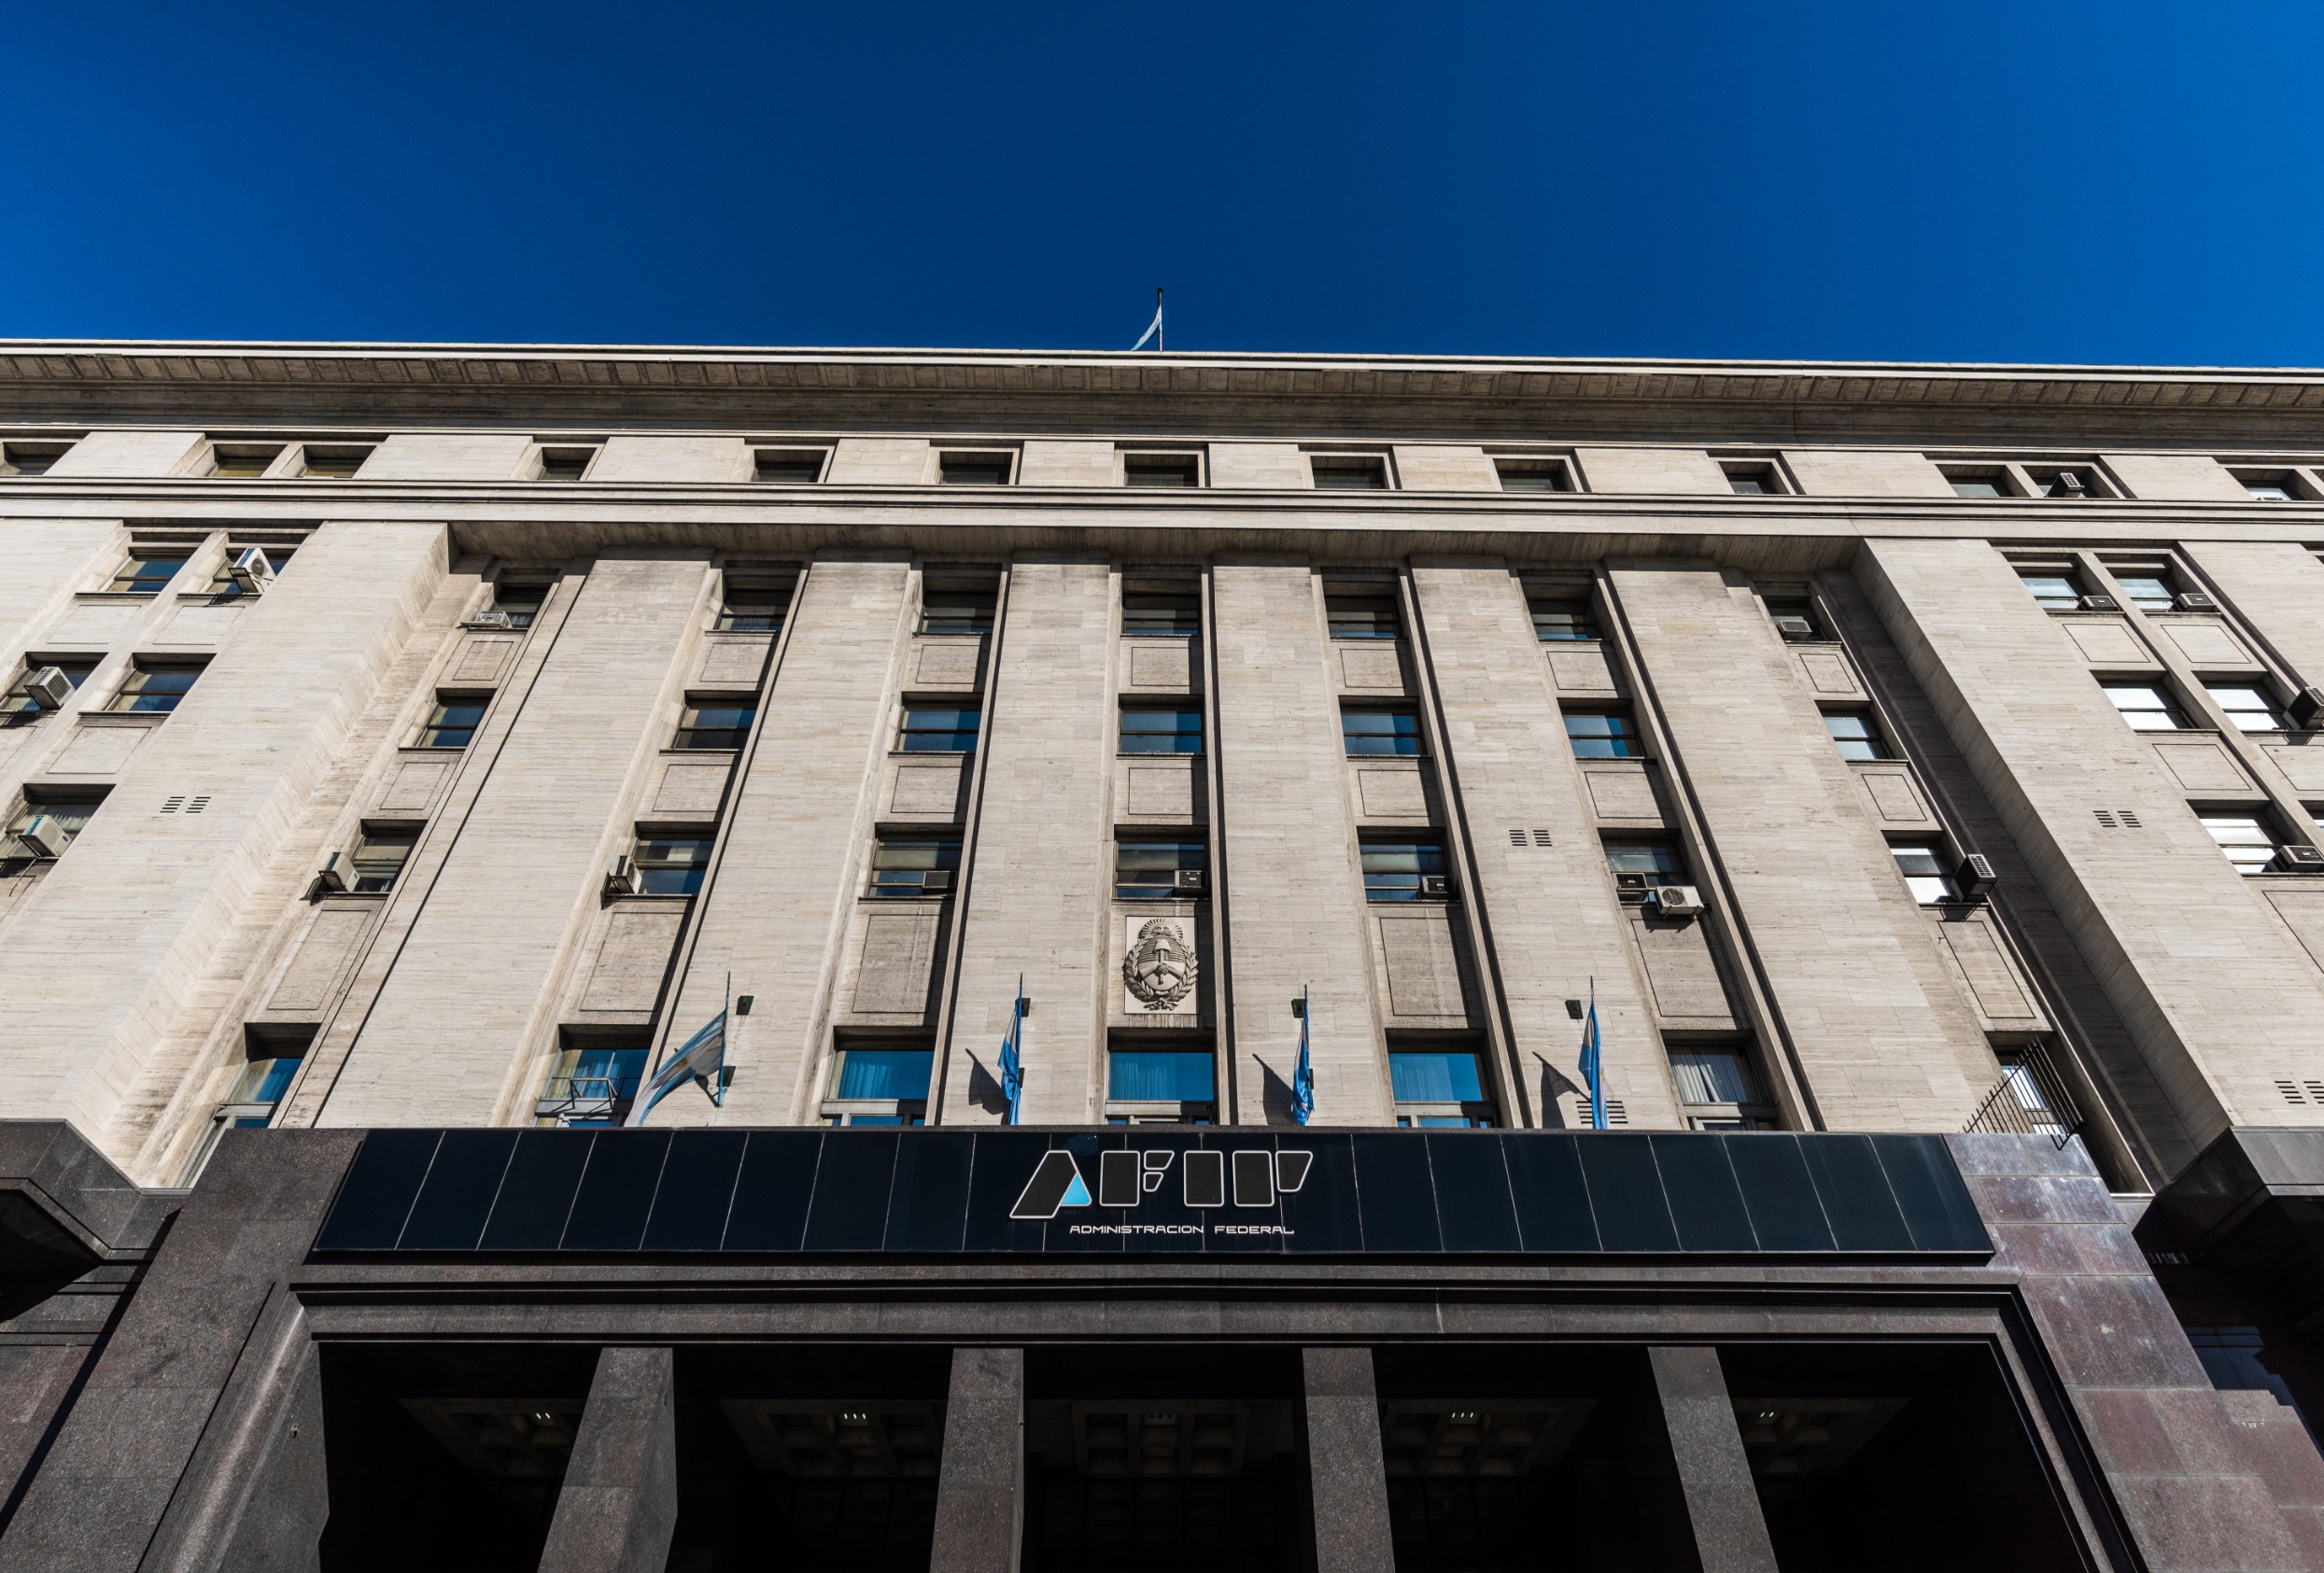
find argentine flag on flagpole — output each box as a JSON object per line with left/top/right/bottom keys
{"left": 627, "top": 995, "right": 729, "bottom": 1126}
{"left": 1291, "top": 985, "right": 1315, "bottom": 1127}
{"left": 998, "top": 975, "right": 1026, "bottom": 1126}
{"left": 1132, "top": 288, "right": 1163, "bottom": 352}
{"left": 1578, "top": 978, "right": 1607, "bottom": 1131}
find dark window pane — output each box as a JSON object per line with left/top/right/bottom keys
{"left": 1124, "top": 456, "right": 1199, "bottom": 488}
{"left": 835, "top": 1048, "right": 935, "bottom": 1102}
{"left": 921, "top": 590, "right": 997, "bottom": 633}
{"left": 871, "top": 839, "right": 962, "bottom": 897}
{"left": 1605, "top": 843, "right": 1683, "bottom": 879}
{"left": 1344, "top": 708, "right": 1423, "bottom": 755}
{"left": 1121, "top": 592, "right": 1201, "bottom": 633}
{"left": 493, "top": 583, "right": 548, "bottom": 627}
{"left": 1107, "top": 1050, "right": 1216, "bottom": 1102}
{"left": 419, "top": 699, "right": 486, "bottom": 749}
{"left": 109, "top": 555, "right": 186, "bottom": 594}
{"left": 634, "top": 836, "right": 714, "bottom": 894}
{"left": 716, "top": 580, "right": 792, "bottom": 632}
{"left": 1326, "top": 595, "right": 1399, "bottom": 639}
{"left": 350, "top": 831, "right": 417, "bottom": 892}
{"left": 1389, "top": 1052, "right": 1486, "bottom": 1103}
{"left": 938, "top": 456, "right": 1011, "bottom": 485}
{"left": 1498, "top": 462, "right": 1571, "bottom": 493}
{"left": 675, "top": 703, "right": 755, "bottom": 751}
{"left": 1312, "top": 459, "right": 1387, "bottom": 490}
{"left": 1530, "top": 597, "right": 1597, "bottom": 640}
{"left": 1564, "top": 712, "right": 1638, "bottom": 758}
{"left": 899, "top": 708, "right": 979, "bottom": 752}
{"left": 1115, "top": 841, "right": 1204, "bottom": 899}
{"left": 1362, "top": 840, "right": 1445, "bottom": 900}
{"left": 1120, "top": 709, "right": 1203, "bottom": 754}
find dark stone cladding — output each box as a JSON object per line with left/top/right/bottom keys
{"left": 311, "top": 1126, "right": 1992, "bottom": 1260}
{"left": 0, "top": 1126, "right": 2319, "bottom": 1573}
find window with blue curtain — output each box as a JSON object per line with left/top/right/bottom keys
{"left": 1107, "top": 1050, "right": 1216, "bottom": 1102}
{"left": 834, "top": 1048, "right": 935, "bottom": 1102}
{"left": 1388, "top": 1051, "right": 1486, "bottom": 1104}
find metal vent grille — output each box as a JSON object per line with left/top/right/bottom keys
{"left": 2092, "top": 808, "right": 2143, "bottom": 829}
{"left": 1506, "top": 828, "right": 1555, "bottom": 848}
{"left": 160, "top": 794, "right": 211, "bottom": 816}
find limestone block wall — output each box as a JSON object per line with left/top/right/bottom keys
{"left": 1860, "top": 538, "right": 2324, "bottom": 1154}
{"left": 1210, "top": 562, "right": 1388, "bottom": 1125}
{"left": 662, "top": 556, "right": 914, "bottom": 1123}
{"left": 1407, "top": 561, "right": 1673, "bottom": 1129}
{"left": 1609, "top": 560, "right": 1994, "bottom": 1131}
{"left": 939, "top": 560, "right": 1116, "bottom": 1123}
{"left": 0, "top": 522, "right": 447, "bottom": 1176}
{"left": 319, "top": 553, "right": 713, "bottom": 1127}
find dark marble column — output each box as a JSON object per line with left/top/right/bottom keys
{"left": 536, "top": 1346, "right": 679, "bottom": 1573}
{"left": 930, "top": 1346, "right": 1024, "bottom": 1573}
{"left": 1646, "top": 1345, "right": 1780, "bottom": 1573}
{"left": 1303, "top": 1346, "right": 1396, "bottom": 1573}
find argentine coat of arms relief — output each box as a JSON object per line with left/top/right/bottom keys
{"left": 1121, "top": 917, "right": 1199, "bottom": 1013}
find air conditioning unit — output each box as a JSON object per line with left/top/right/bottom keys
{"left": 2278, "top": 846, "right": 2324, "bottom": 874}
{"left": 15, "top": 815, "right": 66, "bottom": 859}
{"left": 227, "top": 546, "right": 274, "bottom": 593}
{"left": 1954, "top": 852, "right": 1996, "bottom": 897}
{"left": 1419, "top": 874, "right": 1452, "bottom": 899}
{"left": 311, "top": 850, "right": 348, "bottom": 896}
{"left": 22, "top": 666, "right": 74, "bottom": 710}
{"left": 2079, "top": 594, "right": 2120, "bottom": 612}
{"left": 1172, "top": 867, "right": 1206, "bottom": 894}
{"left": 605, "top": 855, "right": 640, "bottom": 895}
{"left": 2290, "top": 687, "right": 2324, "bottom": 730}
{"left": 2052, "top": 471, "right": 2090, "bottom": 498}
{"left": 2175, "top": 591, "right": 2218, "bottom": 611}
{"left": 470, "top": 609, "right": 514, "bottom": 629}
{"left": 1651, "top": 884, "right": 1705, "bottom": 916}
{"left": 920, "top": 868, "right": 954, "bottom": 892}
{"left": 1771, "top": 614, "right": 1816, "bottom": 641}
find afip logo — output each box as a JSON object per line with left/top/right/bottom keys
{"left": 1010, "top": 1147, "right": 1313, "bottom": 1220}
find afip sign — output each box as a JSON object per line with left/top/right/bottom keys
{"left": 1011, "top": 1146, "right": 1314, "bottom": 1220}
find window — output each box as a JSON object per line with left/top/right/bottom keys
{"left": 1606, "top": 840, "right": 1684, "bottom": 902}
{"left": 1116, "top": 840, "right": 1204, "bottom": 899}
{"left": 1824, "top": 711, "right": 1888, "bottom": 760}
{"left": 1669, "top": 1047, "right": 1775, "bottom": 1131}
{"left": 1390, "top": 1049, "right": 1495, "bottom": 1128}
{"left": 1943, "top": 469, "right": 2011, "bottom": 499}
{"left": 1311, "top": 455, "right": 1388, "bottom": 490}
{"left": 1345, "top": 705, "right": 1425, "bottom": 757}
{"left": 1121, "top": 586, "right": 1201, "bottom": 634}
{"left": 1721, "top": 461, "right": 1783, "bottom": 495}
{"left": 106, "top": 661, "right": 203, "bottom": 713}
{"left": 715, "top": 575, "right": 793, "bottom": 632}
{"left": 899, "top": 706, "right": 979, "bottom": 752}
{"left": 1564, "top": 709, "right": 1640, "bottom": 759}
{"left": 632, "top": 834, "right": 714, "bottom": 895}
{"left": 349, "top": 829, "right": 417, "bottom": 892}
{"left": 2204, "top": 815, "right": 2280, "bottom": 876}
{"left": 2209, "top": 684, "right": 2284, "bottom": 733}
{"left": 539, "top": 1044, "right": 646, "bottom": 1125}
{"left": 297, "top": 444, "right": 372, "bottom": 478}
{"left": 2, "top": 798, "right": 96, "bottom": 863}
{"left": 1763, "top": 595, "right": 1822, "bottom": 641}
{"left": 417, "top": 695, "right": 487, "bottom": 749}
{"left": 871, "top": 838, "right": 961, "bottom": 897}
{"left": 106, "top": 554, "right": 186, "bottom": 595}
{"left": 921, "top": 582, "right": 997, "bottom": 633}
{"left": 1362, "top": 838, "right": 1447, "bottom": 902}
{"left": 1890, "top": 844, "right": 1960, "bottom": 904}
{"left": 2235, "top": 470, "right": 2305, "bottom": 501}
{"left": 537, "top": 446, "right": 598, "bottom": 481}
{"left": 1, "top": 658, "right": 94, "bottom": 716}
{"left": 2019, "top": 571, "right": 2081, "bottom": 611}
{"left": 752, "top": 448, "right": 826, "bottom": 484}
{"left": 938, "top": 451, "right": 1013, "bottom": 485}
{"left": 1107, "top": 1048, "right": 1216, "bottom": 1104}
{"left": 2111, "top": 572, "right": 2176, "bottom": 612}
{"left": 1528, "top": 591, "right": 1597, "bottom": 641}
{"left": 674, "top": 700, "right": 754, "bottom": 751}
{"left": 825, "top": 1043, "right": 933, "bottom": 1125}
{"left": 206, "top": 545, "right": 293, "bottom": 596}
{"left": 2104, "top": 683, "right": 2183, "bottom": 732}
{"left": 490, "top": 581, "right": 548, "bottom": 628}
{"left": 1121, "top": 707, "right": 1202, "bottom": 754}
{"left": 0, "top": 441, "right": 70, "bottom": 476}
{"left": 1496, "top": 457, "right": 1574, "bottom": 493}
{"left": 1325, "top": 590, "right": 1400, "bottom": 639}
{"left": 207, "top": 444, "right": 282, "bottom": 479}
{"left": 1123, "top": 454, "right": 1200, "bottom": 487}
{"left": 223, "top": 1052, "right": 302, "bottom": 1110}
{"left": 2028, "top": 466, "right": 2101, "bottom": 499}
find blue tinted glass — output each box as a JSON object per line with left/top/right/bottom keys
{"left": 1389, "top": 1052, "right": 1485, "bottom": 1103}
{"left": 836, "top": 1048, "right": 935, "bottom": 1101}
{"left": 1564, "top": 713, "right": 1637, "bottom": 758}
{"left": 250, "top": 1058, "right": 301, "bottom": 1103}
{"left": 1107, "top": 1050, "right": 1216, "bottom": 1101}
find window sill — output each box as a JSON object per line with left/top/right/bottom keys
{"left": 78, "top": 710, "right": 169, "bottom": 729}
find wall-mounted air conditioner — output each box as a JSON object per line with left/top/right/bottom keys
{"left": 16, "top": 815, "right": 65, "bottom": 859}
{"left": 311, "top": 850, "right": 348, "bottom": 896}
{"left": 2079, "top": 594, "right": 2120, "bottom": 612}
{"left": 1953, "top": 852, "right": 1996, "bottom": 898}
{"left": 1419, "top": 874, "right": 1453, "bottom": 899}
{"left": 605, "top": 855, "right": 640, "bottom": 895}
{"left": 23, "top": 667, "right": 73, "bottom": 710}
{"left": 1172, "top": 868, "right": 1206, "bottom": 894}
{"left": 2278, "top": 846, "right": 2324, "bottom": 874}
{"left": 2176, "top": 591, "right": 2218, "bottom": 611}
{"left": 921, "top": 868, "right": 953, "bottom": 892}
{"left": 228, "top": 547, "right": 274, "bottom": 594}
{"left": 1651, "top": 885, "right": 1704, "bottom": 916}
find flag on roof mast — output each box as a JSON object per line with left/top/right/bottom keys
{"left": 627, "top": 976, "right": 730, "bottom": 1126}
{"left": 1291, "top": 985, "right": 1315, "bottom": 1126}
{"left": 997, "top": 975, "right": 1026, "bottom": 1125}
{"left": 1578, "top": 978, "right": 1607, "bottom": 1131}
{"left": 1132, "top": 288, "right": 1163, "bottom": 352}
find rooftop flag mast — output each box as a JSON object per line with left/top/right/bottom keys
{"left": 1133, "top": 288, "right": 1163, "bottom": 351}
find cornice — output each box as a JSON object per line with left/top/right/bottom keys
{"left": 4, "top": 342, "right": 2324, "bottom": 444}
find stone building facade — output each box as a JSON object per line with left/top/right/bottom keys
{"left": 0, "top": 344, "right": 2321, "bottom": 1569}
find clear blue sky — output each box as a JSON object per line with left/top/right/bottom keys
{"left": 4, "top": 1, "right": 2317, "bottom": 365}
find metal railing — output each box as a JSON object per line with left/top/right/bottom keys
{"left": 1963, "top": 1040, "right": 2084, "bottom": 1149}
{"left": 534, "top": 1074, "right": 639, "bottom": 1122}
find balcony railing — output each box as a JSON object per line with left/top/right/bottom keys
{"left": 1963, "top": 1041, "right": 2084, "bottom": 1150}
